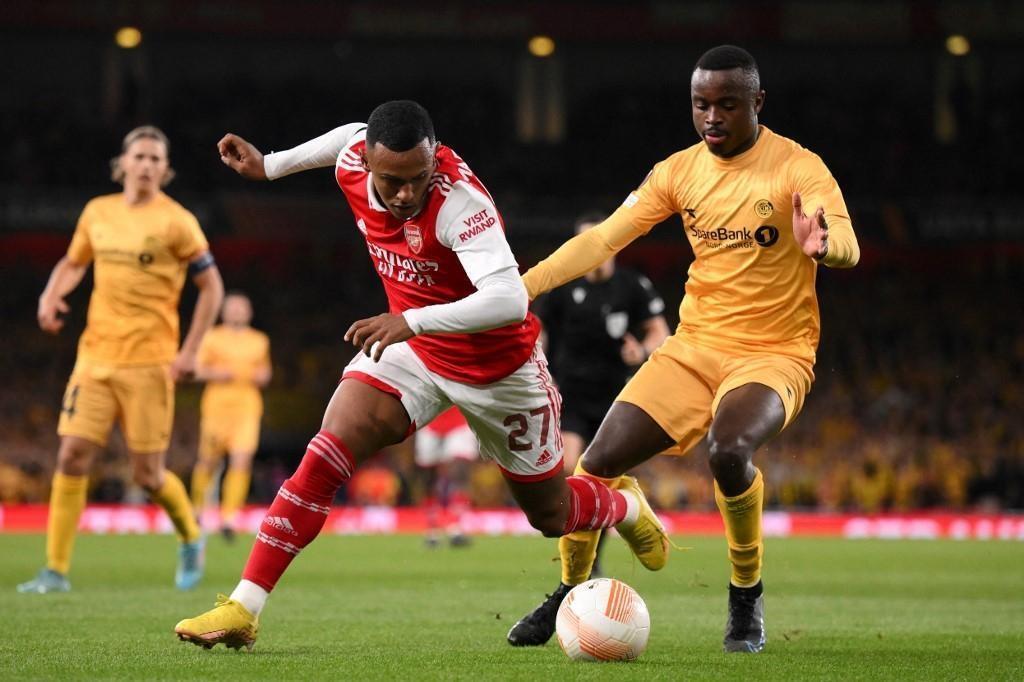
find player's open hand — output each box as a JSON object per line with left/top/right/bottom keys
{"left": 344, "top": 313, "right": 415, "bottom": 362}
{"left": 37, "top": 296, "right": 69, "bottom": 334}
{"left": 217, "top": 133, "right": 268, "bottom": 181}
{"left": 170, "top": 349, "right": 199, "bottom": 382}
{"left": 791, "top": 192, "right": 828, "bottom": 260}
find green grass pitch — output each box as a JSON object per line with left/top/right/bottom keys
{"left": 1, "top": 532, "right": 1022, "bottom": 680}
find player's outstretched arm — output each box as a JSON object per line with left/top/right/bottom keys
{"left": 523, "top": 210, "right": 645, "bottom": 299}
{"left": 221, "top": 123, "right": 367, "bottom": 182}
{"left": 37, "top": 256, "right": 88, "bottom": 335}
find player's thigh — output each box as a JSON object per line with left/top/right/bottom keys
{"left": 714, "top": 353, "right": 813, "bottom": 432}
{"left": 613, "top": 345, "right": 716, "bottom": 458}
{"left": 225, "top": 414, "right": 261, "bottom": 464}
{"left": 197, "top": 416, "right": 227, "bottom": 463}
{"left": 334, "top": 342, "right": 448, "bottom": 460}
{"left": 57, "top": 361, "right": 118, "bottom": 448}
{"left": 449, "top": 348, "right": 562, "bottom": 481}
{"left": 116, "top": 364, "right": 174, "bottom": 454}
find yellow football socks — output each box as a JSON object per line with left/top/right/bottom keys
{"left": 46, "top": 472, "right": 89, "bottom": 575}
{"left": 190, "top": 465, "right": 213, "bottom": 511}
{"left": 153, "top": 472, "right": 202, "bottom": 543}
{"left": 560, "top": 461, "right": 624, "bottom": 586}
{"left": 221, "top": 468, "right": 251, "bottom": 527}
{"left": 714, "top": 468, "right": 764, "bottom": 587}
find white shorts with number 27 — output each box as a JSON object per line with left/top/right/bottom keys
{"left": 343, "top": 341, "right": 563, "bottom": 482}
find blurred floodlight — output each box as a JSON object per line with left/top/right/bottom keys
{"left": 528, "top": 35, "right": 556, "bottom": 58}
{"left": 115, "top": 27, "right": 143, "bottom": 49}
{"left": 945, "top": 35, "right": 970, "bottom": 56}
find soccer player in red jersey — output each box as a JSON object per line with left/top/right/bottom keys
{"left": 174, "top": 101, "right": 668, "bottom": 651}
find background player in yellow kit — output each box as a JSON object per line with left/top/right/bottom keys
{"left": 190, "top": 291, "right": 272, "bottom": 541}
{"left": 509, "top": 45, "right": 859, "bottom": 653}
{"left": 17, "top": 126, "right": 224, "bottom": 594}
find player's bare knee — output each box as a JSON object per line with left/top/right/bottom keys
{"left": 525, "top": 507, "right": 566, "bottom": 537}
{"left": 707, "top": 435, "right": 754, "bottom": 477}
{"left": 56, "top": 438, "right": 95, "bottom": 475}
{"left": 131, "top": 464, "right": 163, "bottom": 492}
{"left": 577, "top": 447, "right": 623, "bottom": 479}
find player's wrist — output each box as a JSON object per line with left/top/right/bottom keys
{"left": 813, "top": 242, "right": 828, "bottom": 261}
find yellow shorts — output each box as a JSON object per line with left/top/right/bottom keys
{"left": 57, "top": 360, "right": 174, "bottom": 453}
{"left": 616, "top": 333, "right": 814, "bottom": 456}
{"left": 198, "top": 412, "right": 261, "bottom": 460}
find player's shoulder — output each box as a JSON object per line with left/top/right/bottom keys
{"left": 662, "top": 140, "right": 706, "bottom": 167}
{"left": 339, "top": 126, "right": 368, "bottom": 158}
{"left": 83, "top": 193, "right": 122, "bottom": 212}
{"left": 761, "top": 126, "right": 825, "bottom": 165}
{"left": 154, "top": 192, "right": 201, "bottom": 224}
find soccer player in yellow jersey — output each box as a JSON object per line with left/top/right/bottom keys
{"left": 190, "top": 291, "right": 272, "bottom": 542}
{"left": 16, "top": 126, "right": 224, "bottom": 594}
{"left": 508, "top": 46, "right": 859, "bottom": 653}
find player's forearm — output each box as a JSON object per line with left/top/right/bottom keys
{"left": 41, "top": 257, "right": 87, "bottom": 302}
{"left": 523, "top": 213, "right": 644, "bottom": 299}
{"left": 181, "top": 268, "right": 224, "bottom": 355}
{"left": 821, "top": 219, "right": 860, "bottom": 269}
{"left": 264, "top": 123, "right": 365, "bottom": 180}
{"left": 403, "top": 269, "right": 528, "bottom": 335}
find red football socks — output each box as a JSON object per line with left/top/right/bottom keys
{"left": 241, "top": 430, "right": 354, "bottom": 591}
{"left": 563, "top": 475, "right": 629, "bottom": 534}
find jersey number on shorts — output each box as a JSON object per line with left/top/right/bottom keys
{"left": 61, "top": 385, "right": 80, "bottom": 419}
{"left": 503, "top": 406, "right": 551, "bottom": 452}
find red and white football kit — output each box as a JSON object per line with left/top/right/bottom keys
{"left": 267, "top": 124, "right": 562, "bottom": 480}
{"left": 207, "top": 122, "right": 638, "bottom": 611}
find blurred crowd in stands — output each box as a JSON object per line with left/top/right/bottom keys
{"left": 2, "top": 247, "right": 1021, "bottom": 513}
{"left": 2, "top": 33, "right": 1022, "bottom": 514}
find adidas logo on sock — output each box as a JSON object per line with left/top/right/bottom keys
{"left": 264, "top": 515, "right": 298, "bottom": 536}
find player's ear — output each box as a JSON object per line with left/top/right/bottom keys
{"left": 360, "top": 150, "right": 370, "bottom": 172}
{"left": 754, "top": 89, "right": 766, "bottom": 114}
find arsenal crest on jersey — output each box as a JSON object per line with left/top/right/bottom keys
{"left": 404, "top": 223, "right": 423, "bottom": 254}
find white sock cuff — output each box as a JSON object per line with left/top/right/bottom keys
{"left": 620, "top": 488, "right": 640, "bottom": 525}
{"left": 230, "top": 579, "right": 269, "bottom": 617}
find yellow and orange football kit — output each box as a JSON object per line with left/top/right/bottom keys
{"left": 48, "top": 192, "right": 208, "bottom": 574}
{"left": 524, "top": 126, "right": 859, "bottom": 587}
{"left": 190, "top": 325, "right": 270, "bottom": 526}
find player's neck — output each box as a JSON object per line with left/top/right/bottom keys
{"left": 714, "top": 125, "right": 761, "bottom": 159}
{"left": 122, "top": 186, "right": 159, "bottom": 207}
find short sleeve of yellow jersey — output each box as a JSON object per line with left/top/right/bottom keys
{"left": 66, "top": 200, "right": 96, "bottom": 265}
{"left": 787, "top": 153, "right": 859, "bottom": 268}
{"left": 169, "top": 210, "right": 210, "bottom": 263}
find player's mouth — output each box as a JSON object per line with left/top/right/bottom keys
{"left": 704, "top": 129, "right": 727, "bottom": 145}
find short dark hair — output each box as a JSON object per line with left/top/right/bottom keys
{"left": 366, "top": 100, "right": 436, "bottom": 152}
{"left": 694, "top": 45, "right": 760, "bottom": 90}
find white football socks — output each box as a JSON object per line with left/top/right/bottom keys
{"left": 619, "top": 488, "right": 641, "bottom": 526}
{"left": 230, "top": 579, "right": 269, "bottom": 617}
